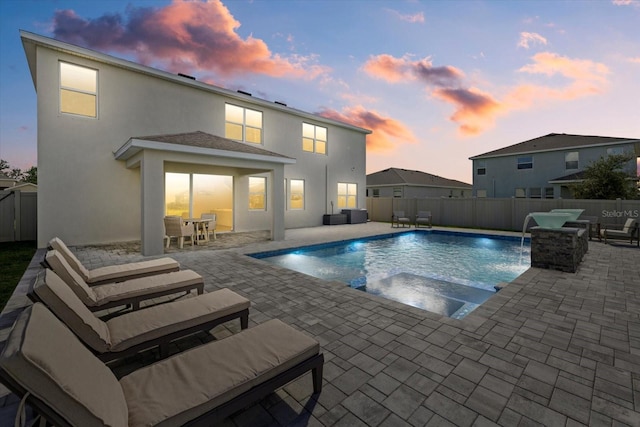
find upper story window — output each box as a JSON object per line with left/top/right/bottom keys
{"left": 225, "top": 104, "right": 263, "bottom": 144}
{"left": 517, "top": 156, "right": 533, "bottom": 170}
{"left": 337, "top": 183, "right": 357, "bottom": 208}
{"left": 476, "top": 160, "right": 486, "bottom": 175}
{"left": 393, "top": 187, "right": 402, "bottom": 198}
{"left": 60, "top": 62, "right": 97, "bottom": 118}
{"left": 607, "top": 147, "right": 624, "bottom": 156}
{"left": 302, "top": 123, "right": 327, "bottom": 154}
{"left": 289, "top": 179, "right": 305, "bottom": 210}
{"left": 249, "top": 177, "right": 266, "bottom": 210}
{"left": 565, "top": 152, "right": 579, "bottom": 170}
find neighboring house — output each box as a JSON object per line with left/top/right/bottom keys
{"left": 470, "top": 133, "right": 640, "bottom": 199}
{"left": 0, "top": 174, "right": 19, "bottom": 190}
{"left": 366, "top": 168, "right": 472, "bottom": 198}
{"left": 21, "top": 31, "right": 370, "bottom": 255}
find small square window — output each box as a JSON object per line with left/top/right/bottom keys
{"left": 302, "top": 123, "right": 328, "bottom": 154}
{"left": 517, "top": 157, "right": 533, "bottom": 170}
{"left": 515, "top": 188, "right": 526, "bottom": 198}
{"left": 476, "top": 160, "right": 486, "bottom": 175}
{"left": 565, "top": 152, "right": 579, "bottom": 170}
{"left": 225, "top": 104, "right": 263, "bottom": 144}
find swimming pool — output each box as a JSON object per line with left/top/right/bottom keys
{"left": 251, "top": 230, "right": 530, "bottom": 319}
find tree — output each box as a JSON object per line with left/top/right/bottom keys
{"left": 0, "top": 158, "right": 37, "bottom": 184}
{"left": 571, "top": 153, "right": 638, "bottom": 199}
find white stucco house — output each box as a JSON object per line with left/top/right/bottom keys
{"left": 21, "top": 31, "right": 370, "bottom": 255}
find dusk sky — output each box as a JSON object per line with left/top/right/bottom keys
{"left": 1, "top": 0, "right": 639, "bottom": 184}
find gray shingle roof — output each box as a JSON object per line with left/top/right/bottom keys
{"left": 367, "top": 167, "right": 471, "bottom": 188}
{"left": 470, "top": 133, "right": 638, "bottom": 159}
{"left": 134, "top": 131, "right": 294, "bottom": 160}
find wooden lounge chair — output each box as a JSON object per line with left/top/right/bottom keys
{"left": 0, "top": 303, "right": 323, "bottom": 427}
{"left": 41, "top": 250, "right": 204, "bottom": 312}
{"left": 30, "top": 269, "right": 250, "bottom": 362}
{"left": 600, "top": 218, "right": 639, "bottom": 247}
{"left": 415, "top": 211, "right": 432, "bottom": 228}
{"left": 392, "top": 211, "right": 411, "bottom": 228}
{"left": 48, "top": 237, "right": 180, "bottom": 285}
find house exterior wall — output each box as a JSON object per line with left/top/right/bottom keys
{"left": 367, "top": 185, "right": 471, "bottom": 199}
{"left": 29, "top": 35, "right": 367, "bottom": 248}
{"left": 472, "top": 143, "right": 638, "bottom": 198}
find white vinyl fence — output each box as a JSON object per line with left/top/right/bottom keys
{"left": 0, "top": 190, "right": 37, "bottom": 242}
{"left": 366, "top": 197, "right": 640, "bottom": 232}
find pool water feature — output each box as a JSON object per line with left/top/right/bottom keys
{"left": 252, "top": 231, "right": 530, "bottom": 319}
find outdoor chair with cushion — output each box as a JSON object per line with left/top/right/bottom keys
{"left": 48, "top": 237, "right": 180, "bottom": 285}
{"left": 201, "top": 213, "right": 217, "bottom": 241}
{"left": 599, "top": 218, "right": 639, "bottom": 247}
{"left": 0, "top": 303, "right": 323, "bottom": 427}
{"left": 31, "top": 269, "right": 250, "bottom": 362}
{"left": 415, "top": 211, "right": 432, "bottom": 228}
{"left": 40, "top": 249, "right": 204, "bottom": 312}
{"left": 392, "top": 211, "right": 411, "bottom": 228}
{"left": 164, "top": 215, "right": 195, "bottom": 249}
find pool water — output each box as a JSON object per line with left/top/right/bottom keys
{"left": 252, "top": 231, "right": 530, "bottom": 319}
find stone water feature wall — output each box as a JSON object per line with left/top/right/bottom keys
{"left": 531, "top": 227, "right": 588, "bottom": 273}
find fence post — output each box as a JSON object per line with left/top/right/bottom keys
{"left": 14, "top": 190, "right": 21, "bottom": 241}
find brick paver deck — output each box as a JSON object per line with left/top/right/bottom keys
{"left": 1, "top": 223, "right": 639, "bottom": 426}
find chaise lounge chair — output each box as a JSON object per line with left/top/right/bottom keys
{"left": 600, "top": 218, "right": 639, "bottom": 247}
{"left": 31, "top": 269, "right": 250, "bottom": 362}
{"left": 41, "top": 250, "right": 204, "bottom": 312}
{"left": 392, "top": 211, "right": 411, "bottom": 228}
{"left": 0, "top": 303, "right": 323, "bottom": 427}
{"left": 48, "top": 237, "right": 180, "bottom": 286}
{"left": 415, "top": 211, "right": 432, "bottom": 228}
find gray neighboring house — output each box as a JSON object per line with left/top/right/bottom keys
{"left": 366, "top": 168, "right": 472, "bottom": 198}
{"left": 470, "top": 133, "right": 640, "bottom": 199}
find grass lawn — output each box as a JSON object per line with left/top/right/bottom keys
{"left": 0, "top": 241, "right": 36, "bottom": 312}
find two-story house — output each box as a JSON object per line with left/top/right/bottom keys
{"left": 470, "top": 133, "right": 640, "bottom": 199}
{"left": 21, "top": 31, "right": 370, "bottom": 255}
{"left": 366, "top": 168, "right": 471, "bottom": 198}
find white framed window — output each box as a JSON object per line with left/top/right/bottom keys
{"left": 544, "top": 187, "right": 554, "bottom": 198}
{"left": 289, "top": 179, "right": 305, "bottom": 210}
{"left": 517, "top": 156, "right": 533, "bottom": 170}
{"left": 225, "top": 104, "right": 263, "bottom": 144}
{"left": 337, "top": 183, "right": 357, "bottom": 208}
{"left": 249, "top": 177, "right": 266, "bottom": 210}
{"left": 393, "top": 187, "right": 402, "bottom": 198}
{"left": 60, "top": 62, "right": 97, "bottom": 118}
{"left": 530, "top": 188, "right": 541, "bottom": 198}
{"left": 515, "top": 188, "right": 526, "bottom": 198}
{"left": 302, "top": 123, "right": 327, "bottom": 154}
{"left": 476, "top": 189, "right": 487, "bottom": 198}
{"left": 565, "top": 152, "right": 579, "bottom": 170}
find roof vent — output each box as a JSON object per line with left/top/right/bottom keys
{"left": 178, "top": 73, "right": 196, "bottom": 80}
{"left": 275, "top": 101, "right": 287, "bottom": 106}
{"left": 237, "top": 90, "right": 252, "bottom": 96}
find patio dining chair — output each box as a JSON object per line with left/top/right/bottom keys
{"left": 164, "top": 215, "right": 194, "bottom": 249}
{"left": 201, "top": 213, "right": 217, "bottom": 241}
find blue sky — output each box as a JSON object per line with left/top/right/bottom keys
{"left": 1, "top": 0, "right": 639, "bottom": 183}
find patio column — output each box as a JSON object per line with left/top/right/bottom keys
{"left": 141, "top": 151, "right": 165, "bottom": 255}
{"left": 271, "top": 166, "right": 285, "bottom": 241}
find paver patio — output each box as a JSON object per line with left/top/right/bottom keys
{"left": 1, "top": 222, "right": 639, "bottom": 426}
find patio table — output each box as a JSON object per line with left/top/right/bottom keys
{"left": 185, "top": 218, "right": 213, "bottom": 244}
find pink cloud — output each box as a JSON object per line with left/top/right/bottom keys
{"left": 432, "top": 88, "right": 503, "bottom": 135}
{"left": 317, "top": 106, "right": 417, "bottom": 152}
{"left": 52, "top": 0, "right": 329, "bottom": 79}
{"left": 363, "top": 54, "right": 464, "bottom": 86}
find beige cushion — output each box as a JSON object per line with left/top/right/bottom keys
{"left": 91, "top": 270, "right": 203, "bottom": 306}
{"left": 120, "top": 319, "right": 319, "bottom": 427}
{"left": 48, "top": 237, "right": 92, "bottom": 282}
{"left": 0, "top": 304, "right": 128, "bottom": 426}
{"left": 107, "top": 288, "right": 250, "bottom": 352}
{"left": 45, "top": 250, "right": 97, "bottom": 306}
{"left": 34, "top": 269, "right": 111, "bottom": 353}
{"left": 86, "top": 257, "right": 180, "bottom": 284}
